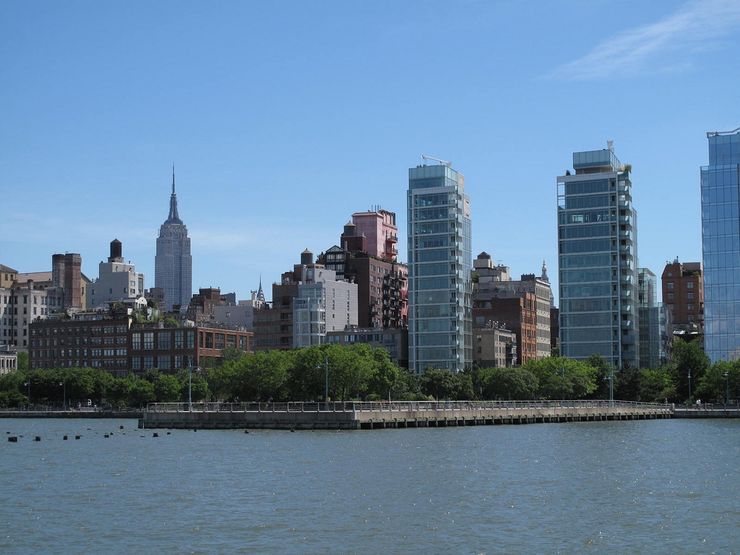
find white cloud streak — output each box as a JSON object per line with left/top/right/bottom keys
{"left": 549, "top": 0, "right": 740, "bottom": 80}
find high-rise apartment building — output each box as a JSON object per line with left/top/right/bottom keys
{"left": 407, "top": 162, "right": 472, "bottom": 373}
{"left": 701, "top": 127, "right": 740, "bottom": 361}
{"left": 155, "top": 169, "right": 192, "bottom": 312}
{"left": 557, "top": 143, "right": 639, "bottom": 369}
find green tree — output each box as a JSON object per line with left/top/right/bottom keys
{"left": 638, "top": 368, "right": 676, "bottom": 403}
{"left": 17, "top": 352, "right": 29, "bottom": 372}
{"left": 178, "top": 370, "right": 209, "bottom": 403}
{"left": 128, "top": 377, "right": 156, "bottom": 407}
{"left": 696, "top": 361, "right": 740, "bottom": 403}
{"left": 585, "top": 354, "right": 613, "bottom": 400}
{"left": 220, "top": 346, "right": 245, "bottom": 363}
{"left": 523, "top": 357, "right": 597, "bottom": 399}
{"left": 478, "top": 367, "right": 539, "bottom": 400}
{"left": 155, "top": 374, "right": 182, "bottom": 402}
{"left": 615, "top": 366, "right": 641, "bottom": 401}
{"left": 420, "top": 369, "right": 456, "bottom": 400}
{"left": 668, "top": 341, "right": 710, "bottom": 402}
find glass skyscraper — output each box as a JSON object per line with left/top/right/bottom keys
{"left": 557, "top": 144, "right": 639, "bottom": 369}
{"left": 701, "top": 127, "right": 740, "bottom": 362}
{"left": 407, "top": 163, "right": 472, "bottom": 373}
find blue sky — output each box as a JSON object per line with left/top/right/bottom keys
{"left": 2, "top": 0, "right": 739, "bottom": 303}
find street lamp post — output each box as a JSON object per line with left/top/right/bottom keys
{"left": 605, "top": 371, "right": 614, "bottom": 405}
{"left": 58, "top": 380, "right": 66, "bottom": 410}
{"left": 688, "top": 369, "right": 692, "bottom": 404}
{"left": 723, "top": 371, "right": 729, "bottom": 406}
{"left": 188, "top": 365, "right": 201, "bottom": 412}
{"left": 23, "top": 380, "right": 31, "bottom": 405}
{"left": 324, "top": 355, "right": 329, "bottom": 405}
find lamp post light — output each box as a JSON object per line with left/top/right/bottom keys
{"left": 723, "top": 371, "right": 729, "bottom": 406}
{"left": 188, "top": 364, "right": 201, "bottom": 412}
{"left": 58, "top": 380, "right": 66, "bottom": 410}
{"left": 324, "top": 355, "right": 329, "bottom": 406}
{"left": 23, "top": 380, "right": 31, "bottom": 408}
{"left": 688, "top": 369, "right": 692, "bottom": 405}
{"left": 605, "top": 371, "right": 614, "bottom": 405}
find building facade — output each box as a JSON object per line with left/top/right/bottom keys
{"left": 661, "top": 259, "right": 703, "bottom": 337}
{"left": 472, "top": 252, "right": 551, "bottom": 363}
{"left": 701, "top": 128, "right": 740, "bottom": 361}
{"left": 155, "top": 170, "right": 192, "bottom": 312}
{"left": 326, "top": 327, "right": 408, "bottom": 368}
{"left": 351, "top": 208, "right": 399, "bottom": 260}
{"left": 293, "top": 265, "right": 358, "bottom": 348}
{"left": 638, "top": 268, "right": 665, "bottom": 369}
{"left": 30, "top": 315, "right": 131, "bottom": 373}
{"left": 473, "top": 324, "right": 517, "bottom": 368}
{"left": 30, "top": 316, "right": 253, "bottom": 374}
{"left": 407, "top": 162, "right": 472, "bottom": 373}
{"left": 1, "top": 277, "right": 65, "bottom": 350}
{"left": 87, "top": 239, "right": 145, "bottom": 309}
{"left": 320, "top": 214, "right": 408, "bottom": 330}
{"left": 557, "top": 143, "right": 640, "bottom": 369}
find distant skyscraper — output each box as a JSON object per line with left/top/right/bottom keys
{"left": 155, "top": 168, "right": 192, "bottom": 312}
{"left": 557, "top": 143, "right": 639, "bottom": 369}
{"left": 407, "top": 161, "right": 472, "bottom": 373}
{"left": 701, "top": 127, "right": 740, "bottom": 361}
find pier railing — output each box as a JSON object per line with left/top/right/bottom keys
{"left": 146, "top": 400, "right": 670, "bottom": 413}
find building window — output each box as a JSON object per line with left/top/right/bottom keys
{"left": 143, "top": 332, "right": 154, "bottom": 350}
{"left": 143, "top": 356, "right": 154, "bottom": 369}
{"left": 175, "top": 330, "right": 184, "bottom": 348}
{"left": 687, "top": 282, "right": 694, "bottom": 289}
{"left": 187, "top": 331, "right": 195, "bottom": 349}
{"left": 666, "top": 282, "right": 674, "bottom": 290}
{"left": 157, "top": 332, "right": 171, "bottom": 350}
{"left": 132, "top": 333, "right": 141, "bottom": 349}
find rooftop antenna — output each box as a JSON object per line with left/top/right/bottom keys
{"left": 421, "top": 154, "right": 452, "bottom": 167}
{"left": 607, "top": 140, "right": 614, "bottom": 152}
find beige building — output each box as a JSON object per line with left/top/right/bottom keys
{"left": 474, "top": 324, "right": 517, "bottom": 368}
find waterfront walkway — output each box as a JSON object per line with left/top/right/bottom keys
{"left": 141, "top": 400, "right": 673, "bottom": 430}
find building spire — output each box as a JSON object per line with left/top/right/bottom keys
{"left": 541, "top": 259, "right": 549, "bottom": 282}
{"left": 257, "top": 274, "right": 265, "bottom": 302}
{"left": 167, "top": 165, "right": 182, "bottom": 223}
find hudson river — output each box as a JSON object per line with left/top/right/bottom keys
{"left": 1, "top": 418, "right": 738, "bottom": 554}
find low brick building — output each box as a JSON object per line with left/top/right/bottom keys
{"left": 30, "top": 315, "right": 253, "bottom": 375}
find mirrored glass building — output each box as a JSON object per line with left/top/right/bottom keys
{"left": 701, "top": 127, "right": 740, "bottom": 361}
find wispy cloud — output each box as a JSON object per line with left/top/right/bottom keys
{"left": 548, "top": 0, "right": 740, "bottom": 80}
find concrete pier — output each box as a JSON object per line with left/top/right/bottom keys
{"left": 140, "top": 400, "right": 673, "bottom": 430}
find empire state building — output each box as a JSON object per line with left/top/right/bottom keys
{"left": 155, "top": 168, "right": 192, "bottom": 312}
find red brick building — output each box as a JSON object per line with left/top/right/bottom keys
{"left": 661, "top": 259, "right": 703, "bottom": 334}
{"left": 473, "top": 293, "right": 537, "bottom": 365}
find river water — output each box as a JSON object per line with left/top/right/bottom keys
{"left": 0, "top": 418, "right": 737, "bottom": 554}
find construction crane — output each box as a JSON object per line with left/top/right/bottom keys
{"left": 421, "top": 154, "right": 451, "bottom": 167}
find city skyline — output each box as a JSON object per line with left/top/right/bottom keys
{"left": 2, "top": 1, "right": 739, "bottom": 302}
